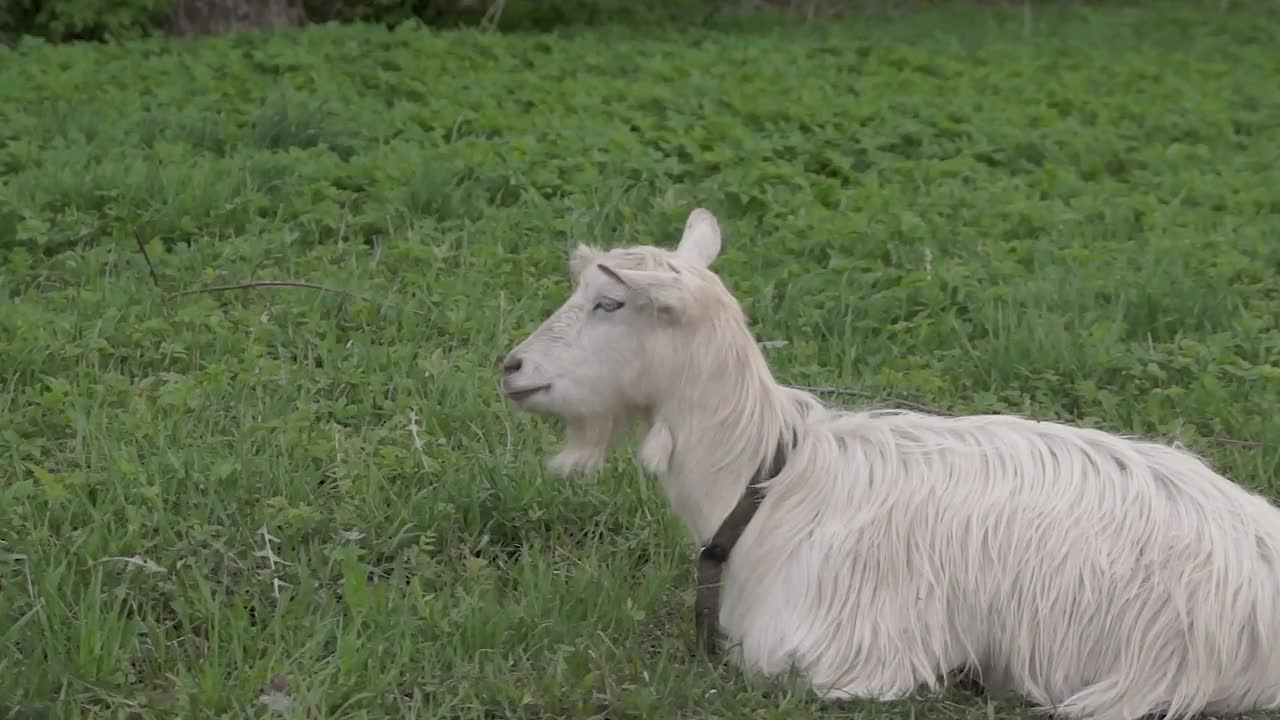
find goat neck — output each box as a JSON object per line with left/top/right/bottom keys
{"left": 647, "top": 327, "right": 791, "bottom": 544}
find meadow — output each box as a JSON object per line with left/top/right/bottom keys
{"left": 2, "top": 2, "right": 1280, "bottom": 717}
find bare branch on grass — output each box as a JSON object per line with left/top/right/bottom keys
{"left": 164, "top": 280, "right": 427, "bottom": 316}
{"left": 789, "top": 384, "right": 1269, "bottom": 451}
{"left": 131, "top": 225, "right": 162, "bottom": 288}
{"left": 1199, "top": 436, "right": 1266, "bottom": 449}
{"left": 788, "top": 384, "right": 953, "bottom": 416}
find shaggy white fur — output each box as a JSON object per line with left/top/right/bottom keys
{"left": 500, "top": 207, "right": 1280, "bottom": 720}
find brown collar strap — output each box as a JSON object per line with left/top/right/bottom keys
{"left": 694, "top": 431, "right": 793, "bottom": 657}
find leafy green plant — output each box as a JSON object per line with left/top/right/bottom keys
{"left": 0, "top": 0, "right": 170, "bottom": 41}
{"left": 0, "top": 0, "right": 778, "bottom": 42}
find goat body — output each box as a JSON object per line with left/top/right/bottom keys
{"left": 501, "top": 208, "right": 1280, "bottom": 720}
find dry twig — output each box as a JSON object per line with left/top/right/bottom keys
{"left": 789, "top": 384, "right": 1269, "bottom": 451}
{"left": 1201, "top": 436, "right": 1265, "bottom": 449}
{"left": 164, "top": 280, "right": 427, "bottom": 316}
{"left": 788, "top": 384, "right": 954, "bottom": 416}
{"left": 131, "top": 225, "right": 162, "bottom": 288}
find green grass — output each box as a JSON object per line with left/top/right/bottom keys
{"left": 3, "top": 2, "right": 1280, "bottom": 717}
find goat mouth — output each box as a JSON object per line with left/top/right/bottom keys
{"left": 505, "top": 384, "right": 551, "bottom": 403}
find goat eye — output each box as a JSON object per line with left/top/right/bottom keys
{"left": 594, "top": 298, "right": 624, "bottom": 312}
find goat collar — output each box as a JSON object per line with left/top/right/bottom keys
{"left": 694, "top": 430, "right": 794, "bottom": 657}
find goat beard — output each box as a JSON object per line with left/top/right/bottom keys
{"left": 547, "top": 411, "right": 669, "bottom": 477}
{"left": 547, "top": 414, "right": 622, "bottom": 476}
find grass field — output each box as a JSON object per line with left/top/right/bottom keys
{"left": 3, "top": 2, "right": 1280, "bottom": 717}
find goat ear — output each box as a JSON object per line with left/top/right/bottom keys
{"left": 597, "top": 263, "right": 694, "bottom": 320}
{"left": 569, "top": 244, "right": 601, "bottom": 283}
{"left": 675, "top": 208, "right": 721, "bottom": 268}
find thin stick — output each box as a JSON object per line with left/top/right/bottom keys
{"left": 164, "top": 280, "right": 427, "bottom": 316}
{"left": 131, "top": 225, "right": 161, "bottom": 288}
{"left": 1203, "top": 436, "right": 1265, "bottom": 449}
{"left": 787, "top": 384, "right": 953, "bottom": 416}
{"left": 788, "top": 384, "right": 1270, "bottom": 451}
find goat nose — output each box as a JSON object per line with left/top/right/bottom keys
{"left": 502, "top": 355, "right": 523, "bottom": 376}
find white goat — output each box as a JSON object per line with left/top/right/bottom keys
{"left": 499, "top": 207, "right": 1280, "bottom": 720}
